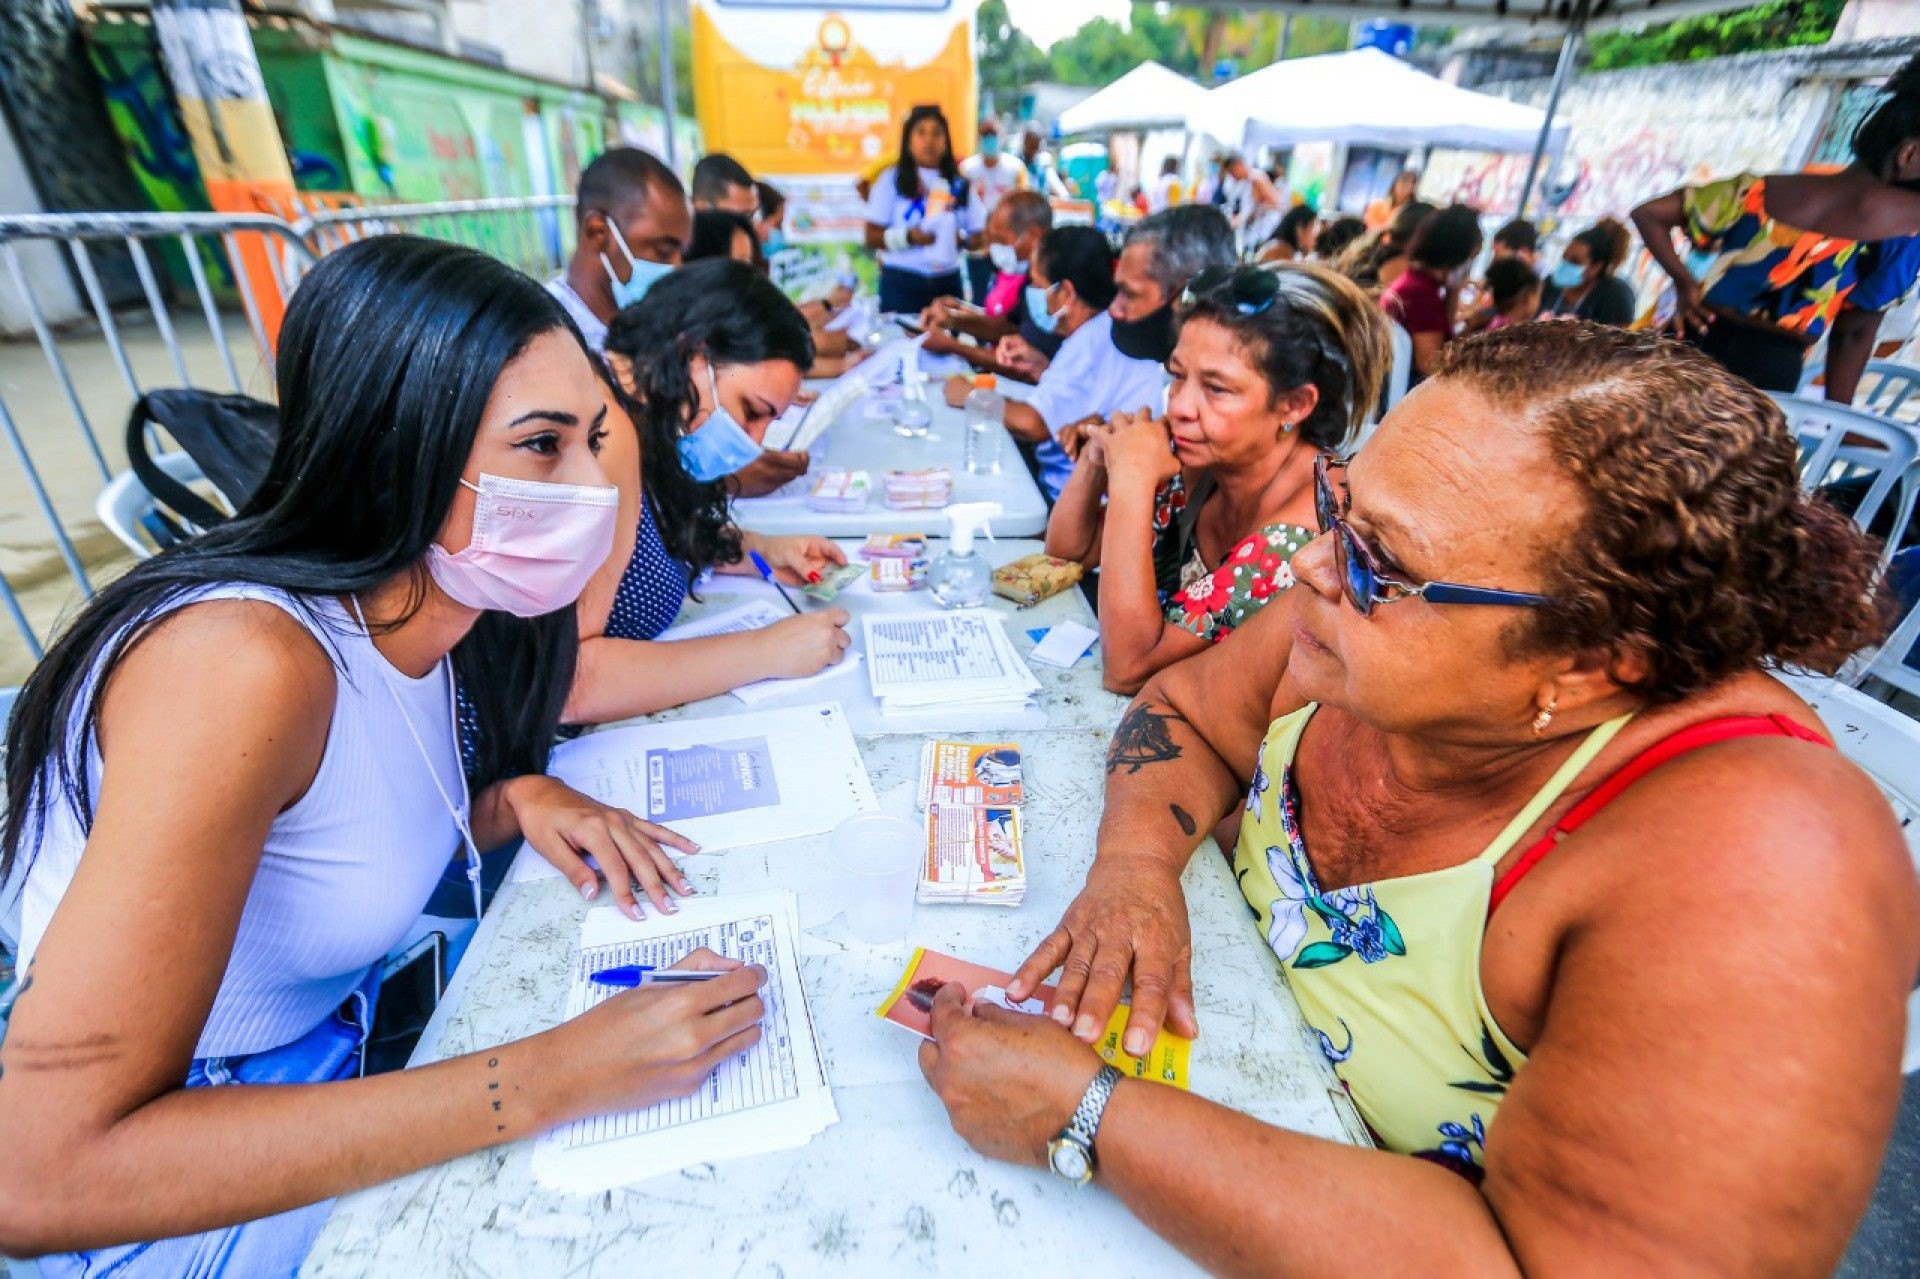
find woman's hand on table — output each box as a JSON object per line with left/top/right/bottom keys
{"left": 1010, "top": 859, "right": 1198, "bottom": 1055}
{"left": 919, "top": 983, "right": 1103, "bottom": 1168}
{"left": 506, "top": 775, "right": 698, "bottom": 919}
{"left": 1096, "top": 411, "right": 1180, "bottom": 493}
{"left": 757, "top": 607, "right": 852, "bottom": 678}
{"left": 751, "top": 532, "right": 847, "bottom": 584}
{"left": 546, "top": 948, "right": 768, "bottom": 1119}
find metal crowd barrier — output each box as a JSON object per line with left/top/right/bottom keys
{"left": 0, "top": 195, "right": 577, "bottom": 668}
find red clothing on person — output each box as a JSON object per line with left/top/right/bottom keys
{"left": 1381, "top": 266, "right": 1450, "bottom": 339}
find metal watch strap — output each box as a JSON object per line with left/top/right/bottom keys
{"left": 1066, "top": 1064, "right": 1123, "bottom": 1151}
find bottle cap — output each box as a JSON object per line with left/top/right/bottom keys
{"left": 973, "top": 373, "right": 996, "bottom": 389}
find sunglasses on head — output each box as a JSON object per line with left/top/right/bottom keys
{"left": 1180, "top": 265, "right": 1281, "bottom": 315}
{"left": 1313, "top": 455, "right": 1556, "bottom": 617}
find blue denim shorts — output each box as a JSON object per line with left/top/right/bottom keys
{"left": 37, "top": 967, "right": 378, "bottom": 1279}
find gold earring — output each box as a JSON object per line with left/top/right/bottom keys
{"left": 1531, "top": 697, "right": 1557, "bottom": 736}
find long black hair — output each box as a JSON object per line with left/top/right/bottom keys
{"left": 2, "top": 235, "right": 583, "bottom": 879}
{"left": 603, "top": 258, "right": 814, "bottom": 588}
{"left": 893, "top": 103, "right": 962, "bottom": 200}
{"left": 1854, "top": 51, "right": 1920, "bottom": 178}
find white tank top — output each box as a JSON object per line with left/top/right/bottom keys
{"left": 14, "top": 583, "right": 466, "bottom": 1058}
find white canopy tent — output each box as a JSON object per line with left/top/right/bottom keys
{"left": 1188, "top": 47, "right": 1569, "bottom": 156}
{"left": 1058, "top": 61, "right": 1210, "bottom": 134}
{"left": 1176, "top": 0, "right": 1757, "bottom": 214}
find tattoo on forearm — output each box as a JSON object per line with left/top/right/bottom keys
{"left": 488, "top": 1056, "right": 505, "bottom": 1134}
{"left": 1106, "top": 703, "right": 1185, "bottom": 775}
{"left": 1169, "top": 804, "right": 1197, "bottom": 836}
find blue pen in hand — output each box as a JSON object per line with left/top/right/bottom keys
{"left": 590, "top": 965, "right": 727, "bottom": 989}
{"left": 748, "top": 549, "right": 803, "bottom": 614}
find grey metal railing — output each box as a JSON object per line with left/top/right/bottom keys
{"left": 0, "top": 196, "right": 578, "bottom": 668}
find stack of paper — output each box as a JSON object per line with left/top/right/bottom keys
{"left": 918, "top": 741, "right": 1027, "bottom": 906}
{"left": 862, "top": 610, "right": 1040, "bottom": 718}
{"left": 531, "top": 891, "right": 836, "bottom": 1192}
{"left": 508, "top": 701, "right": 877, "bottom": 883}
{"left": 806, "top": 468, "right": 870, "bottom": 513}
{"left": 883, "top": 467, "right": 952, "bottom": 510}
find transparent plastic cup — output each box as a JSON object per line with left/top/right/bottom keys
{"left": 829, "top": 813, "right": 920, "bottom": 945}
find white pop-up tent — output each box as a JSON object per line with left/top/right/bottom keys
{"left": 1059, "top": 61, "right": 1210, "bottom": 134}
{"left": 1188, "top": 47, "right": 1569, "bottom": 156}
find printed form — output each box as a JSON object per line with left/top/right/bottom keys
{"left": 532, "top": 891, "right": 836, "bottom": 1191}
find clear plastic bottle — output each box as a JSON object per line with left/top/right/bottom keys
{"left": 892, "top": 370, "right": 934, "bottom": 438}
{"left": 929, "top": 502, "right": 1002, "bottom": 609}
{"left": 963, "top": 374, "right": 1004, "bottom": 475}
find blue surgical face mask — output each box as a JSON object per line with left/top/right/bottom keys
{"left": 600, "top": 221, "right": 675, "bottom": 309}
{"left": 764, "top": 229, "right": 788, "bottom": 255}
{"left": 982, "top": 134, "right": 1001, "bottom": 159}
{"left": 989, "top": 242, "right": 1024, "bottom": 275}
{"left": 1025, "top": 283, "right": 1059, "bottom": 333}
{"left": 677, "top": 360, "right": 764, "bottom": 483}
{"left": 1550, "top": 260, "right": 1587, "bottom": 291}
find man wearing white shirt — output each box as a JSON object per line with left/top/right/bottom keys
{"left": 947, "top": 226, "right": 1163, "bottom": 501}
{"left": 958, "top": 119, "right": 1029, "bottom": 214}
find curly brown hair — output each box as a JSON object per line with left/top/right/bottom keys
{"left": 1433, "top": 323, "right": 1889, "bottom": 703}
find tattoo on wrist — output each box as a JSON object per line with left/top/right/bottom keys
{"left": 487, "top": 1056, "right": 505, "bottom": 1134}
{"left": 1169, "top": 804, "right": 1197, "bottom": 836}
{"left": 1106, "top": 703, "right": 1184, "bottom": 775}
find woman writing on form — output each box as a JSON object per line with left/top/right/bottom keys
{"left": 0, "top": 238, "right": 765, "bottom": 1275}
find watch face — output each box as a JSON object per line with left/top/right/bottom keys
{"left": 1049, "top": 1138, "right": 1091, "bottom": 1184}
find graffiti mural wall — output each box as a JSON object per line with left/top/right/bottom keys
{"left": 1421, "top": 47, "right": 1834, "bottom": 226}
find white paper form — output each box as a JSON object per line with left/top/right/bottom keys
{"left": 657, "top": 599, "right": 866, "bottom": 705}
{"left": 862, "top": 610, "right": 1041, "bottom": 710}
{"left": 531, "top": 892, "right": 836, "bottom": 1192}
{"left": 509, "top": 702, "right": 877, "bottom": 883}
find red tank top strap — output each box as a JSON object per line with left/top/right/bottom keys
{"left": 1487, "top": 714, "right": 1831, "bottom": 915}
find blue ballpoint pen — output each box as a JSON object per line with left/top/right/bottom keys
{"left": 589, "top": 965, "right": 727, "bottom": 989}
{"left": 747, "top": 549, "right": 803, "bottom": 614}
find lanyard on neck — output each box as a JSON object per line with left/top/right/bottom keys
{"left": 348, "top": 597, "right": 485, "bottom": 920}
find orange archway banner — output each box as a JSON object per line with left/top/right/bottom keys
{"left": 691, "top": 0, "right": 977, "bottom": 179}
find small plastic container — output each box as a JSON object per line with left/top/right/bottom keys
{"left": 828, "top": 813, "right": 920, "bottom": 944}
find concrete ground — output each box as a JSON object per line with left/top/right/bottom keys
{"left": 0, "top": 309, "right": 272, "bottom": 685}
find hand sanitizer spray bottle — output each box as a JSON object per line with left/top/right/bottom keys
{"left": 929, "top": 501, "right": 1002, "bottom": 608}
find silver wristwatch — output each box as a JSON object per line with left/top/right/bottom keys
{"left": 1048, "top": 1064, "right": 1122, "bottom": 1186}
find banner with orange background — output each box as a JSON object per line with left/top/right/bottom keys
{"left": 690, "top": 0, "right": 977, "bottom": 180}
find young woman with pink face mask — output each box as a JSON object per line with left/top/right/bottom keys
{"left": 0, "top": 237, "right": 766, "bottom": 1276}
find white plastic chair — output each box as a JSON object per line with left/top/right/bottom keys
{"left": 1854, "top": 591, "right": 1920, "bottom": 703}
{"left": 1799, "top": 358, "right": 1920, "bottom": 421}
{"left": 1774, "top": 669, "right": 1920, "bottom": 1073}
{"left": 1768, "top": 394, "right": 1920, "bottom": 547}
{"left": 95, "top": 453, "right": 211, "bottom": 559}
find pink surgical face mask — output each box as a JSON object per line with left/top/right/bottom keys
{"left": 426, "top": 472, "right": 618, "bottom": 617}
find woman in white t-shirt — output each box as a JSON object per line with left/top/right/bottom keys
{"left": 864, "top": 104, "right": 985, "bottom": 314}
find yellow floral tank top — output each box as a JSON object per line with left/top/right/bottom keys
{"left": 1233, "top": 704, "right": 1631, "bottom": 1178}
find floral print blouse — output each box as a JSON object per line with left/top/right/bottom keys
{"left": 1150, "top": 474, "right": 1312, "bottom": 644}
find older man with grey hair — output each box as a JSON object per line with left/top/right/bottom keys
{"left": 1109, "top": 204, "right": 1236, "bottom": 365}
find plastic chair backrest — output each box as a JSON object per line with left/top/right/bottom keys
{"left": 1857, "top": 590, "right": 1920, "bottom": 703}
{"left": 1773, "top": 668, "right": 1920, "bottom": 1072}
{"left": 95, "top": 453, "right": 209, "bottom": 560}
{"left": 1769, "top": 393, "right": 1920, "bottom": 533}
{"left": 1799, "top": 359, "right": 1920, "bottom": 420}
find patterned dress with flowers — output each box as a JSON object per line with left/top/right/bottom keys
{"left": 1150, "top": 474, "right": 1312, "bottom": 644}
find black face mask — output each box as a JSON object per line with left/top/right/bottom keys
{"left": 1110, "top": 302, "right": 1176, "bottom": 363}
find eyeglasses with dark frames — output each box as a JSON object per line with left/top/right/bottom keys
{"left": 1313, "top": 455, "right": 1556, "bottom": 616}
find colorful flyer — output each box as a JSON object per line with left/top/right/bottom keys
{"left": 641, "top": 736, "right": 780, "bottom": 822}
{"left": 875, "top": 948, "right": 1190, "bottom": 1090}
{"left": 918, "top": 740, "right": 1025, "bottom": 809}
{"left": 920, "top": 805, "right": 1024, "bottom": 905}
